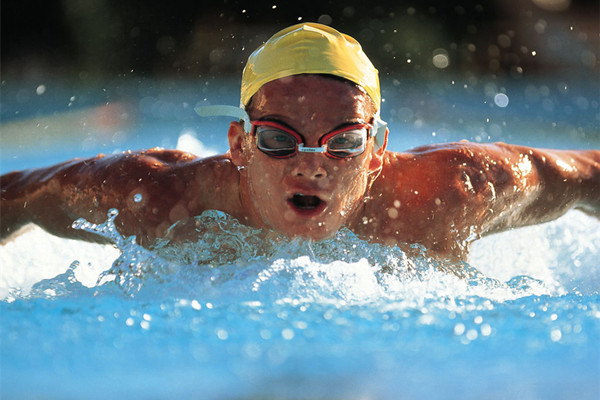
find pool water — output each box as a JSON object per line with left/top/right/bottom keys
{"left": 1, "top": 77, "right": 599, "bottom": 399}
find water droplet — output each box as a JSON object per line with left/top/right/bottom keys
{"left": 454, "top": 323, "right": 466, "bottom": 335}
{"left": 260, "top": 329, "right": 272, "bottom": 340}
{"left": 497, "top": 34, "right": 511, "bottom": 48}
{"left": 191, "top": 300, "right": 202, "bottom": 310}
{"left": 494, "top": 93, "right": 509, "bottom": 108}
{"left": 243, "top": 343, "right": 262, "bottom": 359}
{"left": 216, "top": 329, "right": 228, "bottom": 340}
{"left": 466, "top": 329, "right": 478, "bottom": 341}
{"left": 432, "top": 49, "right": 450, "bottom": 69}
{"left": 480, "top": 324, "right": 492, "bottom": 336}
{"left": 133, "top": 193, "right": 143, "bottom": 203}
{"left": 281, "top": 328, "right": 295, "bottom": 340}
{"left": 317, "top": 14, "right": 332, "bottom": 25}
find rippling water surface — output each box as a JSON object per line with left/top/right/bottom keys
{"left": 1, "top": 75, "right": 599, "bottom": 399}
{"left": 1, "top": 208, "right": 599, "bottom": 399}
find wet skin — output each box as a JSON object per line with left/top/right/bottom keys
{"left": 227, "top": 75, "right": 385, "bottom": 242}
{"left": 1, "top": 75, "right": 599, "bottom": 260}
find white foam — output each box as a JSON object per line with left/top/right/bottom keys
{"left": 0, "top": 225, "right": 119, "bottom": 299}
{"left": 1, "top": 210, "right": 598, "bottom": 302}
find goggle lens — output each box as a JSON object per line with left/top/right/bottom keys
{"left": 322, "top": 128, "right": 367, "bottom": 158}
{"left": 256, "top": 125, "right": 299, "bottom": 157}
{"left": 254, "top": 122, "right": 369, "bottom": 159}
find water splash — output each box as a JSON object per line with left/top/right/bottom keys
{"left": 28, "top": 261, "right": 90, "bottom": 299}
{"left": 152, "top": 210, "right": 272, "bottom": 264}
{"left": 71, "top": 208, "right": 124, "bottom": 246}
{"left": 62, "top": 208, "right": 562, "bottom": 304}
{"left": 72, "top": 208, "right": 175, "bottom": 296}
{"left": 3, "top": 210, "right": 598, "bottom": 400}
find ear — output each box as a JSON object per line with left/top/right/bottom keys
{"left": 368, "top": 127, "right": 388, "bottom": 173}
{"left": 227, "top": 121, "right": 247, "bottom": 167}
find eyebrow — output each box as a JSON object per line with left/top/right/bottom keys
{"left": 255, "top": 116, "right": 297, "bottom": 131}
{"left": 254, "top": 116, "right": 368, "bottom": 134}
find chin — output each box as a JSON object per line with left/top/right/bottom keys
{"left": 294, "top": 229, "right": 335, "bottom": 241}
{"left": 273, "top": 219, "right": 343, "bottom": 241}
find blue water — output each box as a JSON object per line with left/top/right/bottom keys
{"left": 1, "top": 76, "right": 599, "bottom": 399}
{"left": 1, "top": 76, "right": 598, "bottom": 174}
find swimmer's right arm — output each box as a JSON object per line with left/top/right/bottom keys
{"left": 0, "top": 149, "right": 205, "bottom": 245}
{"left": 0, "top": 159, "right": 91, "bottom": 243}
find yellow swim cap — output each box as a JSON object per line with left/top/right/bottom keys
{"left": 241, "top": 23, "right": 380, "bottom": 111}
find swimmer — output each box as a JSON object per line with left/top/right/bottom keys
{"left": 1, "top": 23, "right": 598, "bottom": 260}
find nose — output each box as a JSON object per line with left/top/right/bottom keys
{"left": 291, "top": 153, "right": 328, "bottom": 179}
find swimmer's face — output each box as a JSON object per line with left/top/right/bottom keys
{"left": 229, "top": 74, "right": 384, "bottom": 240}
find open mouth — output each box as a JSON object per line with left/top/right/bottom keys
{"left": 288, "top": 193, "right": 324, "bottom": 210}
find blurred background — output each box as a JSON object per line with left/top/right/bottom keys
{"left": 1, "top": 0, "right": 599, "bottom": 172}
{"left": 3, "top": 0, "right": 599, "bottom": 80}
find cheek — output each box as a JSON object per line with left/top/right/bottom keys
{"left": 248, "top": 166, "right": 272, "bottom": 194}
{"left": 246, "top": 155, "right": 285, "bottom": 199}
{"left": 333, "top": 161, "right": 370, "bottom": 204}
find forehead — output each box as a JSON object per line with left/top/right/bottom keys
{"left": 248, "top": 75, "right": 375, "bottom": 128}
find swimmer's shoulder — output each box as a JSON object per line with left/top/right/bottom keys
{"left": 75, "top": 149, "right": 237, "bottom": 191}
{"left": 133, "top": 147, "right": 222, "bottom": 165}
{"left": 134, "top": 149, "right": 239, "bottom": 189}
{"left": 100, "top": 148, "right": 235, "bottom": 172}
{"left": 384, "top": 141, "right": 508, "bottom": 167}
{"left": 378, "top": 141, "right": 507, "bottom": 197}
{"left": 382, "top": 142, "right": 473, "bottom": 173}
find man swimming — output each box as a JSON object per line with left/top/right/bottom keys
{"left": 1, "top": 23, "right": 599, "bottom": 260}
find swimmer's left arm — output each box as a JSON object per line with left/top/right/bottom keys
{"left": 535, "top": 146, "right": 599, "bottom": 216}
{"left": 376, "top": 143, "right": 597, "bottom": 256}
{"left": 482, "top": 143, "right": 599, "bottom": 233}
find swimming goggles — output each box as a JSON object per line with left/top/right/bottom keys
{"left": 195, "top": 105, "right": 387, "bottom": 158}
{"left": 255, "top": 119, "right": 372, "bottom": 159}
